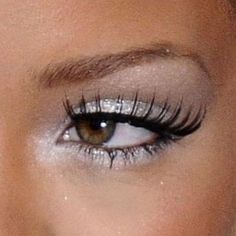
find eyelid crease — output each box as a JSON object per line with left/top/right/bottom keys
{"left": 37, "top": 42, "right": 210, "bottom": 89}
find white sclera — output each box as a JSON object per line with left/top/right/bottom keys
{"left": 104, "top": 123, "right": 156, "bottom": 148}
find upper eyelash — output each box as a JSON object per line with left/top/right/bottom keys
{"left": 62, "top": 93, "right": 206, "bottom": 139}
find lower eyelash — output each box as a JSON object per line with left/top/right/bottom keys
{"left": 63, "top": 136, "right": 173, "bottom": 169}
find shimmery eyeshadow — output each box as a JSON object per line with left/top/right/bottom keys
{"left": 72, "top": 99, "right": 168, "bottom": 119}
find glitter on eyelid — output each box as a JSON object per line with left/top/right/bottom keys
{"left": 72, "top": 99, "right": 167, "bottom": 119}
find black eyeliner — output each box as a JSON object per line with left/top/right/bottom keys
{"left": 63, "top": 94, "right": 205, "bottom": 139}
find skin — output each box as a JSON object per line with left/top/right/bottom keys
{"left": 0, "top": 0, "right": 236, "bottom": 235}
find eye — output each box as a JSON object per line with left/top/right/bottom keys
{"left": 63, "top": 117, "right": 157, "bottom": 148}
{"left": 57, "top": 95, "right": 205, "bottom": 169}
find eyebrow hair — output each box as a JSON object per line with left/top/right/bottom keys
{"left": 38, "top": 42, "right": 208, "bottom": 88}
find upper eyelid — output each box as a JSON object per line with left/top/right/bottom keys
{"left": 63, "top": 96, "right": 160, "bottom": 119}
{"left": 63, "top": 97, "right": 206, "bottom": 137}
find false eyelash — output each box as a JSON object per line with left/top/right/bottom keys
{"left": 63, "top": 93, "right": 206, "bottom": 140}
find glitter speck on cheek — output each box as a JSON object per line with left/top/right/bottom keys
{"left": 64, "top": 196, "right": 68, "bottom": 201}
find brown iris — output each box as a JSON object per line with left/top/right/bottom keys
{"left": 75, "top": 118, "right": 116, "bottom": 145}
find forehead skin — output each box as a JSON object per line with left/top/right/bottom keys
{"left": 0, "top": 0, "right": 235, "bottom": 236}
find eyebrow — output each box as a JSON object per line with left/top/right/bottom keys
{"left": 38, "top": 42, "right": 208, "bottom": 88}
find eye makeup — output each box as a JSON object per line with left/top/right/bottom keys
{"left": 31, "top": 54, "right": 213, "bottom": 171}
{"left": 54, "top": 94, "right": 205, "bottom": 169}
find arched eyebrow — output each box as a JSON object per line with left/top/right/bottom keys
{"left": 38, "top": 42, "right": 208, "bottom": 89}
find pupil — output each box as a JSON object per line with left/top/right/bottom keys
{"left": 89, "top": 120, "right": 107, "bottom": 130}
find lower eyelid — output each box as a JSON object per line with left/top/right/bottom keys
{"left": 56, "top": 142, "right": 168, "bottom": 169}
